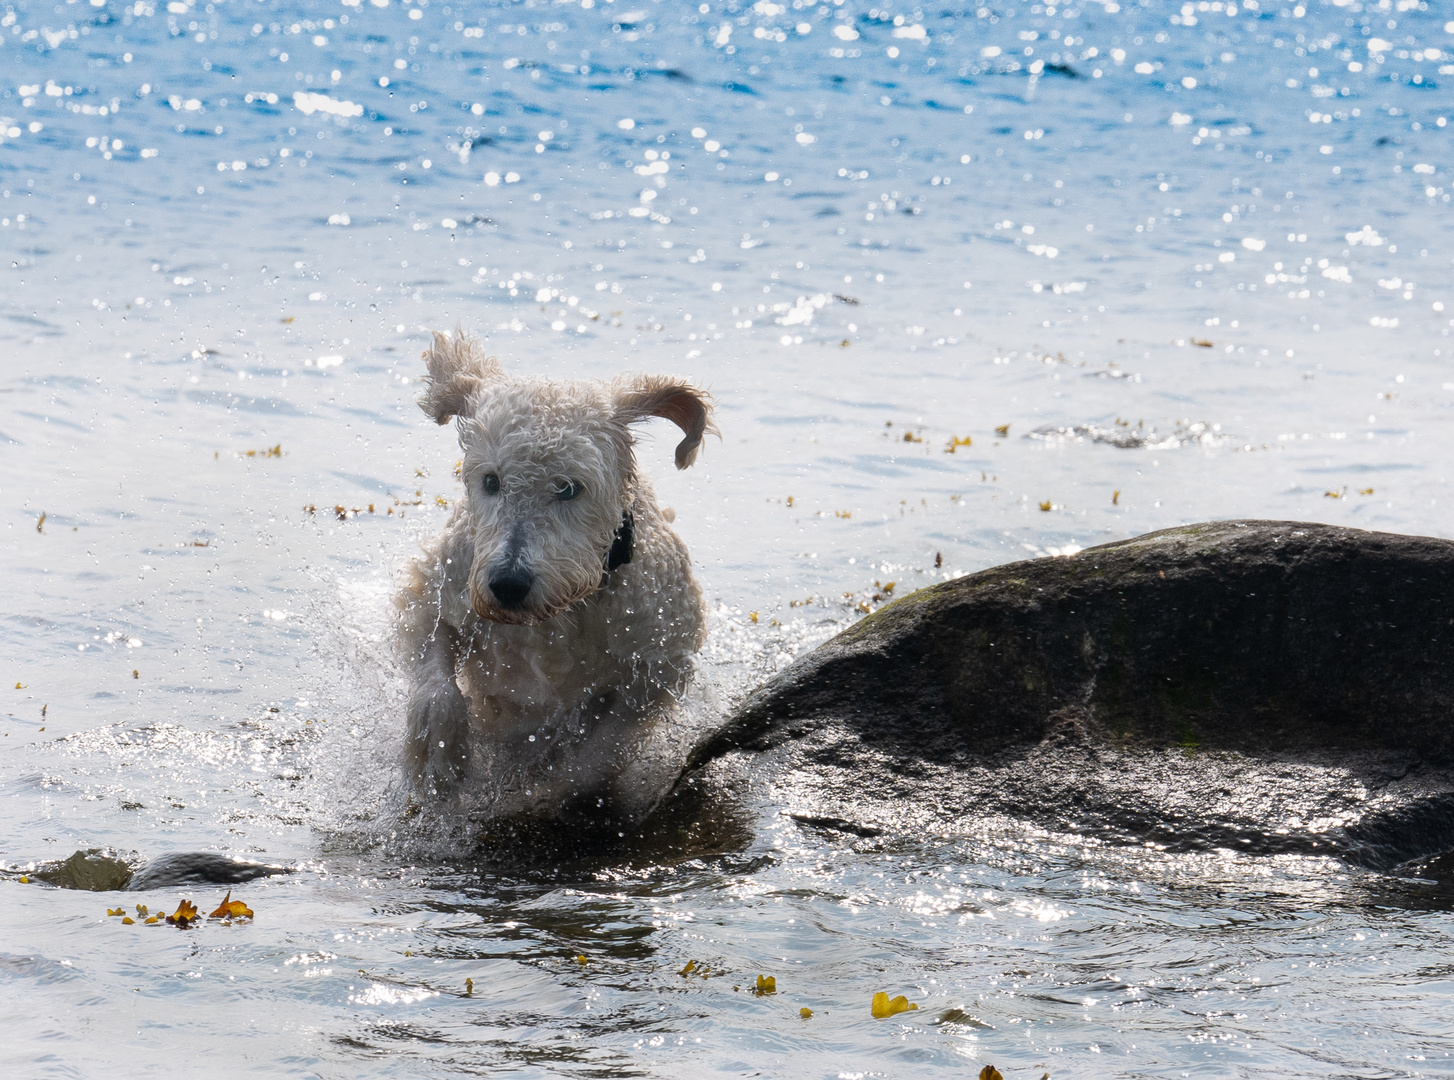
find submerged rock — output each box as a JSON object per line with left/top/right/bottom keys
{"left": 687, "top": 520, "right": 1454, "bottom": 870}
{"left": 128, "top": 852, "right": 292, "bottom": 890}
{"left": 16, "top": 850, "right": 291, "bottom": 891}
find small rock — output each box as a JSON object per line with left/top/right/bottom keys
{"left": 30, "top": 849, "right": 136, "bottom": 891}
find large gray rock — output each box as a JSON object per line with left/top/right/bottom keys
{"left": 680, "top": 521, "right": 1454, "bottom": 874}
{"left": 699, "top": 520, "right": 1454, "bottom": 764}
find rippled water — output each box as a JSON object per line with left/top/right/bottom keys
{"left": 5, "top": 0, "right": 1454, "bottom": 1075}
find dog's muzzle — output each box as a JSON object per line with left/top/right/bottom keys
{"left": 475, "top": 511, "right": 634, "bottom": 622}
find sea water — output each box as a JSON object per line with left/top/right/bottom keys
{"left": 3, "top": 0, "right": 1454, "bottom": 1075}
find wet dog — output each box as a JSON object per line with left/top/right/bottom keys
{"left": 396, "top": 330, "right": 715, "bottom": 819}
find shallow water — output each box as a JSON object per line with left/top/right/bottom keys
{"left": 5, "top": 0, "right": 1454, "bottom": 1074}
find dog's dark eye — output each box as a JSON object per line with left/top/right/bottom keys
{"left": 482, "top": 473, "right": 501, "bottom": 495}
{"left": 555, "top": 479, "right": 583, "bottom": 502}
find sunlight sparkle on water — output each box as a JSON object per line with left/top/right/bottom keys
{"left": 3, "top": 0, "right": 1454, "bottom": 1075}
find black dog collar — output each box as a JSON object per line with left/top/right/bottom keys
{"left": 606, "top": 510, "right": 634, "bottom": 571}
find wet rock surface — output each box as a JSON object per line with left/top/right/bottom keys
{"left": 12, "top": 850, "right": 292, "bottom": 891}
{"left": 28, "top": 849, "right": 135, "bottom": 891}
{"left": 689, "top": 520, "right": 1454, "bottom": 871}
{"left": 127, "top": 852, "right": 293, "bottom": 890}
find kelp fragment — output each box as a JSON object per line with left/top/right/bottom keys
{"left": 754, "top": 974, "right": 776, "bottom": 996}
{"left": 870, "top": 991, "right": 918, "bottom": 1018}
{"left": 165, "top": 899, "right": 200, "bottom": 928}
{"left": 208, "top": 891, "right": 253, "bottom": 920}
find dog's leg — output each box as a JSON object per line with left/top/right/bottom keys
{"left": 406, "top": 622, "right": 471, "bottom": 792}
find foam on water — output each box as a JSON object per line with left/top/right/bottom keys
{"left": 5, "top": 0, "right": 1454, "bottom": 1074}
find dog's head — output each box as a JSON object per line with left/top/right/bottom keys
{"left": 419, "top": 329, "right": 714, "bottom": 624}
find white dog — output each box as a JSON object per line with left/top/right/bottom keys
{"left": 396, "top": 330, "right": 715, "bottom": 821}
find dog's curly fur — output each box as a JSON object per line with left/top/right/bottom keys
{"left": 396, "top": 330, "right": 715, "bottom": 817}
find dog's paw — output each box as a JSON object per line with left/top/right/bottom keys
{"left": 406, "top": 679, "right": 471, "bottom": 793}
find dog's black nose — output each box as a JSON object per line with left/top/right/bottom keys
{"left": 488, "top": 568, "right": 534, "bottom": 609}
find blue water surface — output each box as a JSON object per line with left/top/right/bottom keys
{"left": 3, "top": 0, "right": 1454, "bottom": 1075}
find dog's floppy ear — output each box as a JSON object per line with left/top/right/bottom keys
{"left": 614, "top": 375, "right": 718, "bottom": 469}
{"left": 418, "top": 328, "right": 503, "bottom": 424}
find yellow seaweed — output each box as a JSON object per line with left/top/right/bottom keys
{"left": 208, "top": 891, "right": 254, "bottom": 920}
{"left": 165, "top": 899, "right": 200, "bottom": 928}
{"left": 870, "top": 991, "right": 919, "bottom": 1018}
